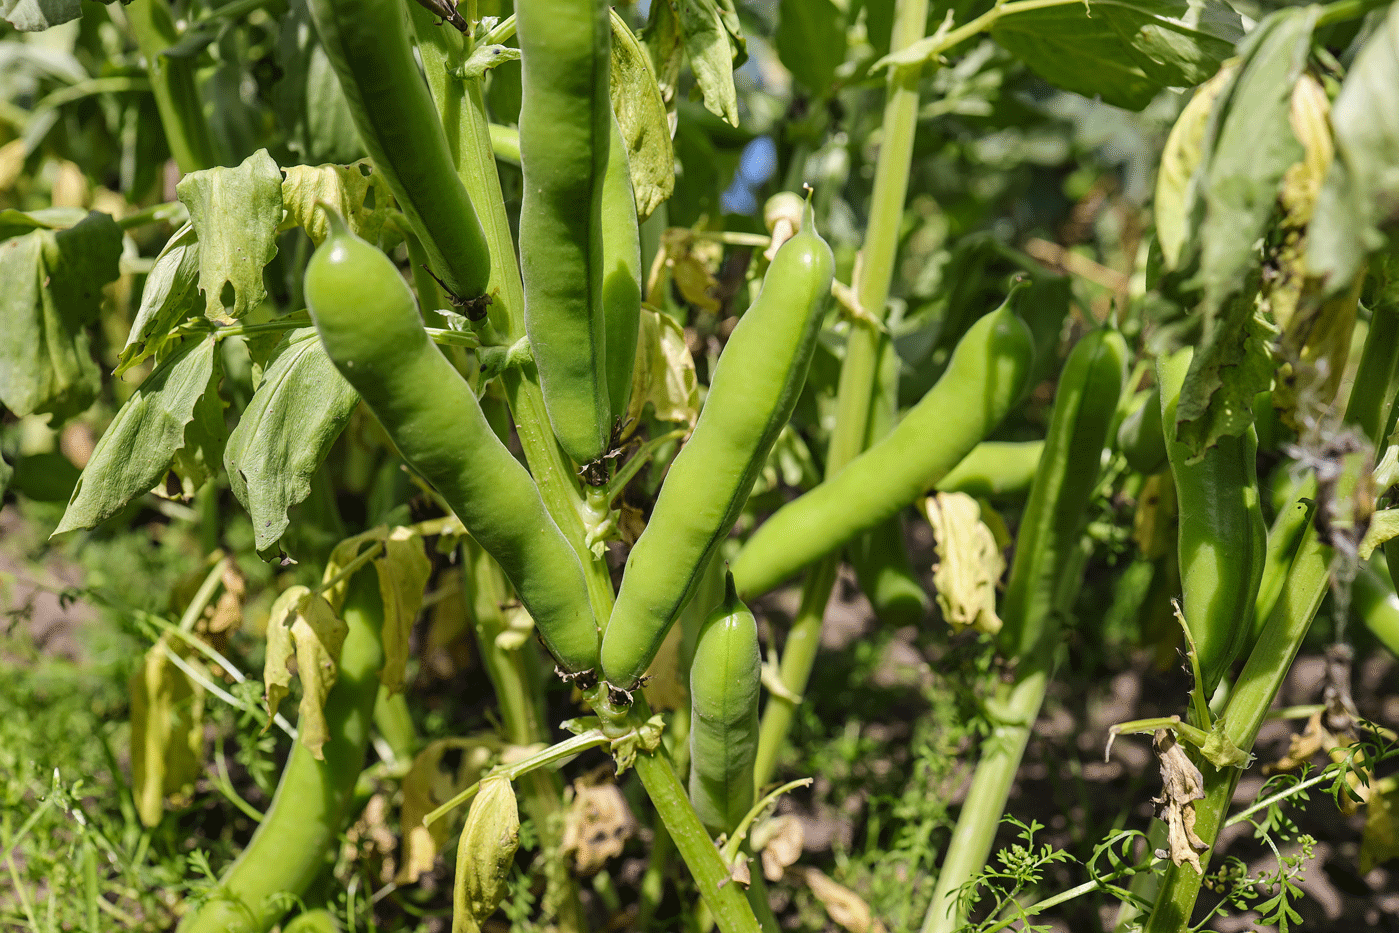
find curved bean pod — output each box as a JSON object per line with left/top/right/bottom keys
{"left": 601, "top": 197, "right": 834, "bottom": 690}
{"left": 305, "top": 214, "right": 597, "bottom": 674}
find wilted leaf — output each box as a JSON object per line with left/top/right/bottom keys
{"left": 1155, "top": 63, "right": 1236, "bottom": 270}
{"left": 1151, "top": 728, "right": 1209, "bottom": 872}
{"left": 798, "top": 867, "right": 884, "bottom": 933}
{"left": 1308, "top": 3, "right": 1399, "bottom": 293}
{"left": 129, "top": 635, "right": 205, "bottom": 827}
{"left": 167, "top": 355, "right": 228, "bottom": 501}
{"left": 561, "top": 778, "right": 638, "bottom": 874}
{"left": 0, "top": 213, "right": 120, "bottom": 420}
{"left": 176, "top": 148, "right": 284, "bottom": 323}
{"left": 118, "top": 223, "right": 201, "bottom": 376}
{"left": 753, "top": 813, "right": 804, "bottom": 881}
{"left": 992, "top": 0, "right": 1242, "bottom": 112}
{"left": 678, "top": 0, "right": 740, "bottom": 126}
{"left": 281, "top": 162, "right": 389, "bottom": 246}
{"left": 263, "top": 586, "right": 349, "bottom": 760}
{"left": 398, "top": 737, "right": 497, "bottom": 885}
{"left": 1361, "top": 779, "right": 1399, "bottom": 874}
{"left": 224, "top": 329, "right": 360, "bottom": 556}
{"left": 626, "top": 307, "right": 700, "bottom": 429}
{"left": 374, "top": 526, "right": 433, "bottom": 695}
{"left": 923, "top": 492, "right": 1005, "bottom": 635}
{"left": 424, "top": 569, "right": 473, "bottom": 679}
{"left": 1132, "top": 472, "right": 1177, "bottom": 560}
{"left": 454, "top": 775, "right": 520, "bottom": 933}
{"left": 54, "top": 336, "right": 219, "bottom": 536}
{"left": 610, "top": 10, "right": 675, "bottom": 220}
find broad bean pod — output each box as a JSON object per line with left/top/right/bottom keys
{"left": 934, "top": 440, "right": 1044, "bottom": 499}
{"left": 601, "top": 198, "right": 834, "bottom": 690}
{"left": 306, "top": 0, "right": 490, "bottom": 306}
{"left": 518, "top": 0, "right": 615, "bottom": 465}
{"left": 305, "top": 214, "right": 598, "bottom": 674}
{"left": 1158, "top": 348, "right": 1266, "bottom": 698}
{"left": 1117, "top": 386, "right": 1167, "bottom": 475}
{"left": 178, "top": 573, "right": 384, "bottom": 933}
{"left": 689, "top": 574, "right": 761, "bottom": 835}
{"left": 996, "top": 328, "right": 1128, "bottom": 661}
{"left": 732, "top": 293, "right": 1035, "bottom": 600}
{"left": 601, "top": 113, "right": 643, "bottom": 421}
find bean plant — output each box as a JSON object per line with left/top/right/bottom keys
{"left": 2, "top": 0, "right": 1399, "bottom": 931}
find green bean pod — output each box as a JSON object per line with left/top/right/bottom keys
{"left": 518, "top": 0, "right": 614, "bottom": 465}
{"left": 1117, "top": 386, "right": 1167, "bottom": 475}
{"left": 602, "top": 113, "right": 643, "bottom": 420}
{"left": 306, "top": 0, "right": 489, "bottom": 305}
{"left": 934, "top": 440, "right": 1045, "bottom": 499}
{"left": 732, "top": 293, "right": 1035, "bottom": 600}
{"left": 601, "top": 198, "right": 834, "bottom": 690}
{"left": 178, "top": 573, "right": 383, "bottom": 933}
{"left": 997, "top": 328, "right": 1128, "bottom": 662}
{"left": 688, "top": 573, "right": 761, "bottom": 835}
{"left": 1158, "top": 348, "right": 1266, "bottom": 697}
{"left": 305, "top": 214, "right": 597, "bottom": 674}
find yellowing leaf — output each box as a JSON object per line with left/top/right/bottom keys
{"left": 263, "top": 585, "right": 349, "bottom": 760}
{"left": 1156, "top": 62, "right": 1237, "bottom": 270}
{"left": 129, "top": 635, "right": 205, "bottom": 827}
{"left": 798, "top": 867, "right": 884, "bottom": 933}
{"left": 922, "top": 492, "right": 1005, "bottom": 635}
{"left": 374, "top": 527, "right": 432, "bottom": 695}
{"left": 281, "top": 161, "right": 389, "bottom": 246}
{"left": 609, "top": 10, "right": 674, "bottom": 221}
{"left": 398, "top": 736, "right": 498, "bottom": 885}
{"left": 561, "top": 778, "right": 638, "bottom": 874}
{"left": 1361, "top": 779, "right": 1399, "bottom": 874}
{"left": 626, "top": 307, "right": 700, "bottom": 431}
{"left": 1132, "top": 472, "right": 1178, "bottom": 560}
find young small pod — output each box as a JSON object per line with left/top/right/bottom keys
{"left": 304, "top": 213, "right": 598, "bottom": 675}
{"left": 689, "top": 573, "right": 761, "bottom": 836}
{"left": 1158, "top": 348, "right": 1266, "bottom": 697}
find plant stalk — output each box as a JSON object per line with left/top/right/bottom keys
{"left": 751, "top": 0, "right": 931, "bottom": 792}
{"left": 122, "top": 0, "right": 220, "bottom": 174}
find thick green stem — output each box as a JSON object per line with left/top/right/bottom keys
{"left": 123, "top": 0, "right": 220, "bottom": 173}
{"left": 632, "top": 751, "right": 762, "bottom": 933}
{"left": 750, "top": 0, "right": 930, "bottom": 793}
{"left": 1143, "top": 525, "right": 1333, "bottom": 931}
{"left": 921, "top": 665, "right": 1049, "bottom": 933}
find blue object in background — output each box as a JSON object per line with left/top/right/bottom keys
{"left": 721, "top": 135, "right": 778, "bottom": 215}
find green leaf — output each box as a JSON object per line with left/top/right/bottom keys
{"left": 224, "top": 329, "right": 359, "bottom": 556}
{"left": 1197, "top": 715, "right": 1254, "bottom": 769}
{"left": 1196, "top": 6, "right": 1317, "bottom": 313}
{"left": 1, "top": 0, "right": 80, "bottom": 31}
{"left": 168, "top": 363, "right": 228, "bottom": 501}
{"left": 176, "top": 148, "right": 284, "bottom": 324}
{"left": 1307, "top": 2, "right": 1399, "bottom": 294}
{"left": 273, "top": 0, "right": 364, "bottom": 165}
{"left": 991, "top": 0, "right": 1241, "bottom": 111}
{"left": 1175, "top": 274, "right": 1275, "bottom": 455}
{"left": 0, "top": 216, "right": 116, "bottom": 420}
{"left": 775, "top": 0, "right": 846, "bottom": 95}
{"left": 53, "top": 336, "right": 219, "bottom": 536}
{"left": 118, "top": 223, "right": 202, "bottom": 377}
{"left": 678, "top": 0, "right": 740, "bottom": 126}
{"left": 611, "top": 9, "right": 676, "bottom": 221}
{"left": 0, "top": 206, "right": 88, "bottom": 240}
{"left": 0, "top": 452, "right": 12, "bottom": 500}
